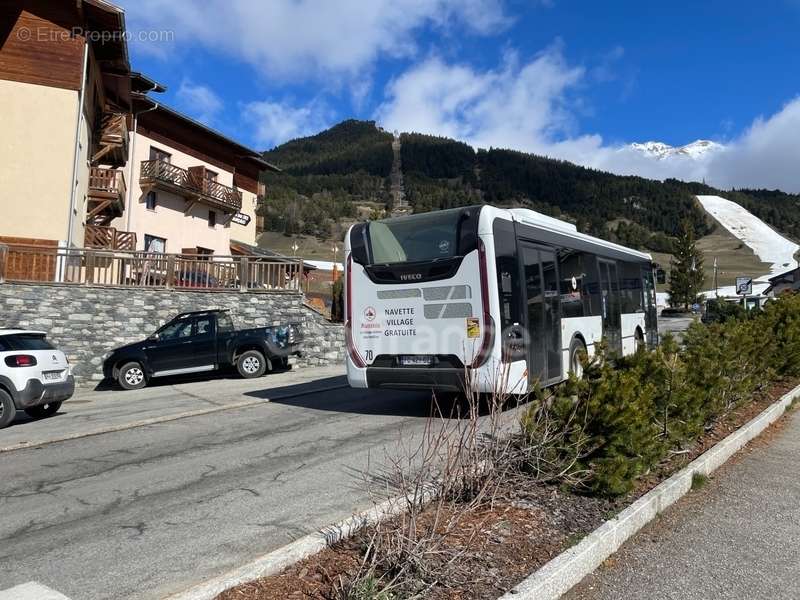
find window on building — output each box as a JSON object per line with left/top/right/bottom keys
{"left": 205, "top": 170, "right": 218, "bottom": 183}
{"left": 208, "top": 210, "right": 216, "bottom": 227}
{"left": 145, "top": 191, "right": 157, "bottom": 210}
{"left": 149, "top": 146, "right": 171, "bottom": 163}
{"left": 144, "top": 234, "right": 166, "bottom": 253}
{"left": 196, "top": 247, "right": 213, "bottom": 260}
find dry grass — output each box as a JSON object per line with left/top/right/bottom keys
{"left": 652, "top": 219, "right": 772, "bottom": 293}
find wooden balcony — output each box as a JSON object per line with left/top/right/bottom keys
{"left": 139, "top": 160, "right": 243, "bottom": 214}
{"left": 92, "top": 112, "right": 129, "bottom": 167}
{"left": 87, "top": 167, "right": 127, "bottom": 226}
{"left": 84, "top": 225, "right": 137, "bottom": 251}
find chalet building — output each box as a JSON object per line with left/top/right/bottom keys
{"left": 111, "top": 103, "right": 276, "bottom": 255}
{"left": 765, "top": 267, "right": 800, "bottom": 296}
{"left": 0, "top": 0, "right": 276, "bottom": 258}
{"left": 0, "top": 0, "right": 135, "bottom": 251}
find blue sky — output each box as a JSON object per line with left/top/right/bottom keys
{"left": 121, "top": 0, "right": 800, "bottom": 191}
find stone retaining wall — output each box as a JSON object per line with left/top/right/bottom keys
{"left": 0, "top": 283, "right": 344, "bottom": 385}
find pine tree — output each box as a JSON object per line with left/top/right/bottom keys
{"left": 668, "top": 221, "right": 705, "bottom": 310}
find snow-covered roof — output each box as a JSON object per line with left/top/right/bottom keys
{"left": 305, "top": 260, "right": 344, "bottom": 271}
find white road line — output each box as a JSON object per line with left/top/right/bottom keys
{"left": 0, "top": 384, "right": 348, "bottom": 454}
{"left": 0, "top": 582, "right": 72, "bottom": 600}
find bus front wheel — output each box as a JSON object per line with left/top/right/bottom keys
{"left": 568, "top": 338, "right": 587, "bottom": 378}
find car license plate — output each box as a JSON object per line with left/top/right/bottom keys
{"left": 399, "top": 355, "right": 433, "bottom": 367}
{"left": 43, "top": 371, "right": 62, "bottom": 381}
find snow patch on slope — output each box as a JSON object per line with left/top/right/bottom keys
{"left": 696, "top": 194, "right": 799, "bottom": 283}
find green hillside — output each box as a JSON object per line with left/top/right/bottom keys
{"left": 257, "top": 120, "right": 800, "bottom": 254}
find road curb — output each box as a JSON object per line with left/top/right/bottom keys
{"left": 162, "top": 489, "right": 434, "bottom": 600}
{"left": 0, "top": 383, "right": 348, "bottom": 454}
{"left": 498, "top": 382, "right": 800, "bottom": 600}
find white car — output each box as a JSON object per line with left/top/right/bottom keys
{"left": 0, "top": 330, "right": 75, "bottom": 429}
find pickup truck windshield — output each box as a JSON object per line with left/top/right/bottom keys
{"left": 367, "top": 208, "right": 465, "bottom": 265}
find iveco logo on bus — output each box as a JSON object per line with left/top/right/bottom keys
{"left": 400, "top": 273, "right": 423, "bottom": 281}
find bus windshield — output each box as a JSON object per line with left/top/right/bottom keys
{"left": 366, "top": 208, "right": 465, "bottom": 265}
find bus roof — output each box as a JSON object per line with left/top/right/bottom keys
{"left": 481, "top": 205, "right": 653, "bottom": 263}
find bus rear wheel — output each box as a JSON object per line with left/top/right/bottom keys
{"left": 568, "top": 338, "right": 587, "bottom": 378}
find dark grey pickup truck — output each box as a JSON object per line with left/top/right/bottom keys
{"left": 102, "top": 309, "right": 302, "bottom": 389}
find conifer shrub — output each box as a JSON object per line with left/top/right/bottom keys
{"left": 521, "top": 295, "right": 800, "bottom": 496}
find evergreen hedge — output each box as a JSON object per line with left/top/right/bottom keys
{"left": 528, "top": 295, "right": 800, "bottom": 496}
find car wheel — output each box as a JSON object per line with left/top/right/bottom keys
{"left": 24, "top": 401, "right": 62, "bottom": 419}
{"left": 568, "top": 337, "right": 587, "bottom": 378}
{"left": 237, "top": 350, "right": 267, "bottom": 378}
{"left": 118, "top": 362, "right": 147, "bottom": 390}
{"left": 0, "top": 389, "right": 15, "bottom": 429}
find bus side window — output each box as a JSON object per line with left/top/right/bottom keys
{"left": 582, "top": 256, "right": 603, "bottom": 317}
{"left": 620, "top": 262, "right": 644, "bottom": 313}
{"left": 557, "top": 249, "right": 585, "bottom": 319}
{"left": 493, "top": 221, "right": 522, "bottom": 329}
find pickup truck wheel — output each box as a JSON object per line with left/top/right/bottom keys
{"left": 118, "top": 362, "right": 147, "bottom": 390}
{"left": 24, "top": 402, "right": 62, "bottom": 419}
{"left": 237, "top": 350, "right": 266, "bottom": 378}
{"left": 0, "top": 389, "right": 15, "bottom": 429}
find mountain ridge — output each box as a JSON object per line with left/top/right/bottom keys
{"left": 628, "top": 139, "right": 724, "bottom": 160}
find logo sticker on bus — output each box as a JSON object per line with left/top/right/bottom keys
{"left": 363, "top": 306, "right": 376, "bottom": 321}
{"left": 466, "top": 317, "right": 481, "bottom": 339}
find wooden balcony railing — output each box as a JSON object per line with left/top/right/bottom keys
{"left": 84, "top": 225, "right": 137, "bottom": 251}
{"left": 140, "top": 160, "right": 243, "bottom": 213}
{"left": 93, "top": 112, "right": 129, "bottom": 167}
{"left": 87, "top": 168, "right": 127, "bottom": 224}
{"left": 0, "top": 244, "right": 302, "bottom": 292}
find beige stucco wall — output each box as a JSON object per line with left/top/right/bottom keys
{"left": 232, "top": 188, "right": 258, "bottom": 245}
{"left": 0, "top": 79, "right": 78, "bottom": 242}
{"left": 70, "top": 95, "right": 91, "bottom": 247}
{"left": 114, "top": 130, "right": 257, "bottom": 254}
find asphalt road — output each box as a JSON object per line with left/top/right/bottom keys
{"left": 566, "top": 410, "right": 800, "bottom": 600}
{"left": 657, "top": 313, "right": 698, "bottom": 340}
{"left": 0, "top": 367, "right": 455, "bottom": 600}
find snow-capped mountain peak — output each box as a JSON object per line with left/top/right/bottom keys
{"left": 629, "top": 139, "right": 724, "bottom": 160}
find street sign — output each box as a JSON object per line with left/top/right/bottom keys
{"left": 735, "top": 276, "right": 753, "bottom": 296}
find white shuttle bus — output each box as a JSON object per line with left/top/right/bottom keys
{"left": 344, "top": 205, "right": 658, "bottom": 395}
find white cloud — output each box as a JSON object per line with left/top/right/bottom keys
{"left": 176, "top": 80, "right": 223, "bottom": 124}
{"left": 241, "top": 99, "right": 333, "bottom": 149}
{"left": 124, "top": 0, "right": 509, "bottom": 84}
{"left": 376, "top": 47, "right": 591, "bottom": 155}
{"left": 704, "top": 98, "right": 800, "bottom": 191}
{"left": 376, "top": 49, "right": 800, "bottom": 193}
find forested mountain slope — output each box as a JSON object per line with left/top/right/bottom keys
{"left": 258, "top": 120, "right": 799, "bottom": 253}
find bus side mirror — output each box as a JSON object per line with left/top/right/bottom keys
{"left": 656, "top": 268, "right": 666, "bottom": 284}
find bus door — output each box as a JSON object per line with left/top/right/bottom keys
{"left": 520, "top": 243, "right": 562, "bottom": 386}
{"left": 642, "top": 266, "right": 658, "bottom": 347}
{"left": 598, "top": 259, "right": 622, "bottom": 353}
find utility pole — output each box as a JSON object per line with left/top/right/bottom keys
{"left": 331, "top": 244, "right": 339, "bottom": 283}
{"left": 713, "top": 256, "right": 718, "bottom": 298}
